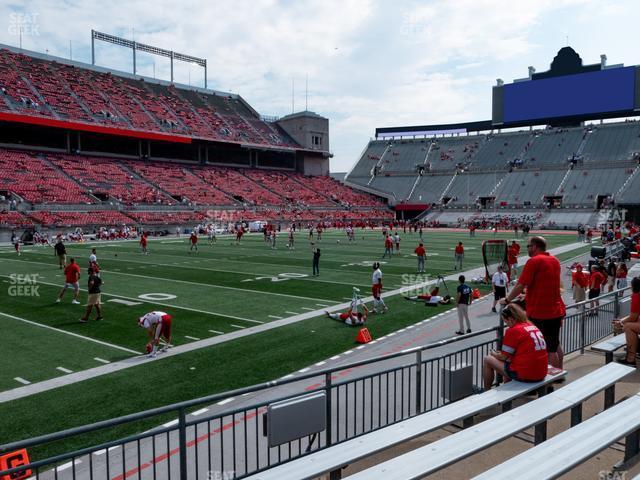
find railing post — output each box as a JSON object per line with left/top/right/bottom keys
{"left": 614, "top": 291, "right": 620, "bottom": 319}
{"left": 325, "top": 372, "right": 333, "bottom": 447}
{"left": 580, "top": 308, "right": 586, "bottom": 355}
{"left": 178, "top": 407, "right": 188, "bottom": 480}
{"left": 415, "top": 350, "right": 423, "bottom": 414}
{"left": 496, "top": 320, "right": 504, "bottom": 386}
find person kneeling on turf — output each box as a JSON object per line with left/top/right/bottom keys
{"left": 326, "top": 304, "right": 369, "bottom": 326}
{"left": 404, "top": 287, "right": 451, "bottom": 306}
{"left": 138, "top": 311, "right": 173, "bottom": 358}
{"left": 481, "top": 303, "right": 548, "bottom": 391}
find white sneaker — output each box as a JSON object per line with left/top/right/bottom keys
{"left": 55, "top": 299, "right": 61, "bottom": 303}
{"left": 147, "top": 353, "right": 157, "bottom": 358}
{"left": 72, "top": 300, "right": 80, "bottom": 305}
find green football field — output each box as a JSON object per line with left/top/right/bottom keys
{"left": 0, "top": 228, "right": 587, "bottom": 445}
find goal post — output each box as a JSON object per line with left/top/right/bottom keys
{"left": 482, "top": 239, "right": 509, "bottom": 282}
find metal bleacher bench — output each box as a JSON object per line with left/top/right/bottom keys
{"left": 472, "top": 391, "right": 640, "bottom": 479}
{"left": 245, "top": 369, "right": 566, "bottom": 480}
{"left": 345, "top": 363, "right": 634, "bottom": 480}
{"left": 593, "top": 334, "right": 627, "bottom": 363}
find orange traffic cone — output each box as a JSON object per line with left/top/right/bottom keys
{"left": 355, "top": 328, "right": 372, "bottom": 344}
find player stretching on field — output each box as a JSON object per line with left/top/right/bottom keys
{"left": 189, "top": 231, "right": 199, "bottom": 253}
{"left": 326, "top": 303, "right": 369, "bottom": 326}
{"left": 138, "top": 311, "right": 173, "bottom": 358}
{"left": 56, "top": 257, "right": 81, "bottom": 304}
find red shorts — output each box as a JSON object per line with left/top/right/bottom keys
{"left": 372, "top": 284, "right": 382, "bottom": 299}
{"left": 154, "top": 317, "right": 172, "bottom": 340}
{"left": 339, "top": 313, "right": 349, "bottom": 321}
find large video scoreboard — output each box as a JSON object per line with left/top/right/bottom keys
{"left": 493, "top": 65, "right": 640, "bottom": 125}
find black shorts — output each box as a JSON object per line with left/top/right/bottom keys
{"left": 529, "top": 317, "right": 563, "bottom": 353}
{"left": 588, "top": 289, "right": 600, "bottom": 299}
{"left": 504, "top": 362, "right": 544, "bottom": 383}
{"left": 494, "top": 286, "right": 506, "bottom": 300}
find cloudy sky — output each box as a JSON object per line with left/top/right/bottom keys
{"left": 1, "top": 0, "right": 639, "bottom": 172}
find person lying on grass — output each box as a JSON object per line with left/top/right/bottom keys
{"left": 404, "top": 286, "right": 452, "bottom": 306}
{"left": 326, "top": 303, "right": 369, "bottom": 326}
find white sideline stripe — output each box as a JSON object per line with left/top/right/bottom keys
{"left": 285, "top": 311, "right": 299, "bottom": 315}
{"left": 14, "top": 377, "right": 30, "bottom": 385}
{"left": 268, "top": 315, "right": 283, "bottom": 319}
{"left": 192, "top": 408, "right": 209, "bottom": 416}
{"left": 184, "top": 336, "right": 200, "bottom": 341}
{"left": 56, "top": 367, "right": 73, "bottom": 374}
{"left": 344, "top": 350, "right": 353, "bottom": 355}
{"left": 94, "top": 357, "right": 110, "bottom": 364}
{"left": 230, "top": 324, "right": 246, "bottom": 329}
{"left": 356, "top": 345, "right": 365, "bottom": 350}
{"left": 315, "top": 303, "right": 329, "bottom": 307}
{"left": 163, "top": 419, "right": 179, "bottom": 428}
{"left": 281, "top": 374, "right": 294, "bottom": 380}
{"left": 299, "top": 368, "right": 310, "bottom": 373}
{"left": 301, "top": 307, "right": 316, "bottom": 311}
{"left": 330, "top": 356, "right": 340, "bottom": 360}
{"left": 315, "top": 361, "right": 326, "bottom": 366}
{"left": 217, "top": 398, "right": 234, "bottom": 406}
{"left": 0, "top": 312, "right": 139, "bottom": 354}
{"left": 209, "top": 330, "right": 224, "bottom": 335}
{"left": 57, "top": 460, "right": 81, "bottom": 471}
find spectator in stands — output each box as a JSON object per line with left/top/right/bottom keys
{"left": 606, "top": 258, "right": 618, "bottom": 293}
{"left": 415, "top": 242, "right": 426, "bottom": 273}
{"left": 612, "top": 277, "right": 640, "bottom": 366}
{"left": 482, "top": 303, "right": 548, "bottom": 390}
{"left": 500, "top": 236, "right": 565, "bottom": 370}
{"left": 455, "top": 275, "right": 472, "bottom": 335}
{"left": 454, "top": 242, "right": 464, "bottom": 270}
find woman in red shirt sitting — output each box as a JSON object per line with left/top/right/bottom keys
{"left": 482, "top": 303, "right": 548, "bottom": 390}
{"left": 613, "top": 277, "right": 640, "bottom": 366}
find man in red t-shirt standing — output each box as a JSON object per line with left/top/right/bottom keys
{"left": 56, "top": 257, "right": 81, "bottom": 304}
{"left": 140, "top": 233, "right": 149, "bottom": 255}
{"left": 415, "top": 242, "right": 426, "bottom": 273}
{"left": 501, "top": 236, "right": 565, "bottom": 369}
{"left": 454, "top": 242, "right": 464, "bottom": 270}
{"left": 588, "top": 265, "right": 606, "bottom": 314}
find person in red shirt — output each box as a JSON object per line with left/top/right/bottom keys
{"left": 612, "top": 277, "right": 640, "bottom": 365}
{"left": 56, "top": 257, "right": 81, "bottom": 304}
{"left": 571, "top": 263, "right": 589, "bottom": 309}
{"left": 140, "top": 233, "right": 149, "bottom": 255}
{"left": 454, "top": 242, "right": 464, "bottom": 270}
{"left": 189, "top": 231, "right": 199, "bottom": 254}
{"left": 501, "top": 236, "right": 565, "bottom": 369}
{"left": 482, "top": 303, "right": 548, "bottom": 390}
{"left": 588, "top": 265, "right": 606, "bottom": 314}
{"left": 382, "top": 235, "right": 393, "bottom": 258}
{"left": 415, "top": 242, "right": 426, "bottom": 273}
{"left": 235, "top": 225, "right": 244, "bottom": 244}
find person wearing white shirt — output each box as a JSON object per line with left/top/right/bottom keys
{"left": 491, "top": 265, "right": 509, "bottom": 313}
{"left": 371, "top": 262, "right": 388, "bottom": 313}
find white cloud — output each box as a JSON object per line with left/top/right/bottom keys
{"left": 1, "top": 0, "right": 639, "bottom": 171}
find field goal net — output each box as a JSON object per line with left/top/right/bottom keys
{"left": 482, "top": 239, "right": 508, "bottom": 282}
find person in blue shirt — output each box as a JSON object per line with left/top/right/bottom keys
{"left": 456, "top": 275, "right": 472, "bottom": 334}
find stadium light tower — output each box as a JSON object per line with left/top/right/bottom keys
{"left": 90, "top": 30, "right": 208, "bottom": 88}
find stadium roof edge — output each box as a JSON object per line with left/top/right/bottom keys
{"left": 376, "top": 120, "right": 493, "bottom": 138}
{"left": 0, "top": 42, "right": 238, "bottom": 100}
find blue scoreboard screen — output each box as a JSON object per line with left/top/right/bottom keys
{"left": 501, "top": 66, "right": 636, "bottom": 123}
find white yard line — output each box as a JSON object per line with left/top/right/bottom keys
{"left": 268, "top": 315, "right": 283, "bottom": 319}
{"left": 94, "top": 358, "right": 110, "bottom": 364}
{"left": 230, "top": 324, "right": 246, "bottom": 329}
{"left": 0, "top": 311, "right": 139, "bottom": 354}
{"left": 184, "top": 336, "right": 201, "bottom": 341}
{"left": 209, "top": 330, "right": 224, "bottom": 335}
{"left": 56, "top": 367, "right": 73, "bottom": 374}
{"left": 14, "top": 377, "right": 30, "bottom": 385}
